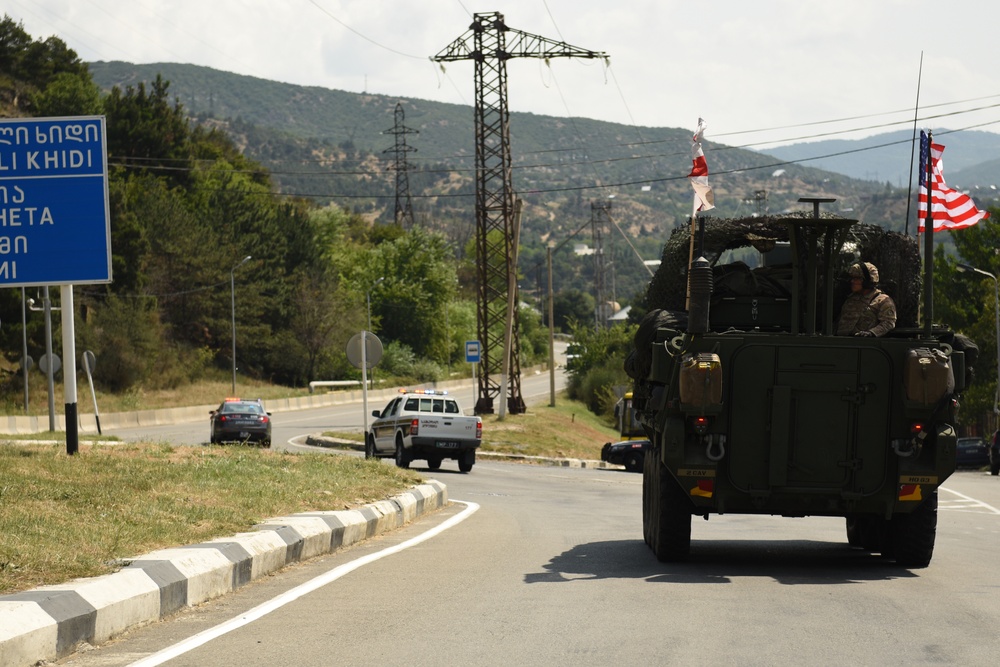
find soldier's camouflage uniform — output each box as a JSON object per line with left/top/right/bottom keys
{"left": 836, "top": 289, "right": 897, "bottom": 337}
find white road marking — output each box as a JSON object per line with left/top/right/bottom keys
{"left": 939, "top": 486, "right": 1000, "bottom": 515}
{"left": 127, "top": 500, "right": 480, "bottom": 667}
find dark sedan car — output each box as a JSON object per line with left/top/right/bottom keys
{"left": 956, "top": 437, "right": 989, "bottom": 469}
{"left": 601, "top": 439, "right": 651, "bottom": 472}
{"left": 210, "top": 398, "right": 272, "bottom": 447}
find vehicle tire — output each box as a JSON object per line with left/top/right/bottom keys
{"left": 427, "top": 456, "right": 443, "bottom": 471}
{"left": 262, "top": 440, "right": 271, "bottom": 449}
{"left": 991, "top": 460, "right": 1000, "bottom": 476}
{"left": 394, "top": 437, "right": 410, "bottom": 469}
{"left": 642, "top": 446, "right": 656, "bottom": 547}
{"left": 458, "top": 450, "right": 475, "bottom": 473}
{"left": 890, "top": 491, "right": 937, "bottom": 569}
{"left": 855, "top": 515, "right": 890, "bottom": 554}
{"left": 845, "top": 516, "right": 863, "bottom": 548}
{"left": 652, "top": 457, "right": 692, "bottom": 563}
{"left": 625, "top": 451, "right": 643, "bottom": 473}
{"left": 365, "top": 435, "right": 377, "bottom": 460}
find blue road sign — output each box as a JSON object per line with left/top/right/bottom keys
{"left": 0, "top": 116, "right": 112, "bottom": 286}
{"left": 465, "top": 340, "right": 481, "bottom": 363}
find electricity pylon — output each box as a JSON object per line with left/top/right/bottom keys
{"left": 383, "top": 102, "right": 417, "bottom": 227}
{"left": 433, "top": 11, "right": 608, "bottom": 414}
{"left": 591, "top": 199, "right": 612, "bottom": 330}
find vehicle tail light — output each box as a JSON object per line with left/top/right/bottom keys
{"left": 910, "top": 422, "right": 926, "bottom": 436}
{"left": 692, "top": 415, "right": 710, "bottom": 435}
{"left": 476, "top": 418, "right": 482, "bottom": 440}
{"left": 260, "top": 416, "right": 269, "bottom": 424}
{"left": 410, "top": 418, "right": 419, "bottom": 436}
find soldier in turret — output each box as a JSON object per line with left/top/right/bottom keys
{"left": 836, "top": 262, "right": 897, "bottom": 337}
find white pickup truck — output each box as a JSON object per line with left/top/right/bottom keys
{"left": 367, "top": 389, "right": 483, "bottom": 472}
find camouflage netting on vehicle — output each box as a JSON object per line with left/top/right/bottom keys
{"left": 644, "top": 214, "right": 921, "bottom": 327}
{"left": 628, "top": 215, "right": 923, "bottom": 385}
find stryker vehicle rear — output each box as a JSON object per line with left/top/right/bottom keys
{"left": 627, "top": 198, "right": 977, "bottom": 567}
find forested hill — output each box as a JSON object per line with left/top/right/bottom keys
{"left": 88, "top": 61, "right": 902, "bottom": 236}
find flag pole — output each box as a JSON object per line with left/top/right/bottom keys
{"left": 923, "top": 130, "right": 934, "bottom": 338}
{"left": 904, "top": 51, "right": 924, "bottom": 237}
{"left": 686, "top": 194, "right": 697, "bottom": 310}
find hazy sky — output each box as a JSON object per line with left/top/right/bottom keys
{"left": 7, "top": 0, "right": 1000, "bottom": 149}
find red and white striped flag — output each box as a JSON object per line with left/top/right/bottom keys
{"left": 688, "top": 118, "right": 715, "bottom": 213}
{"left": 918, "top": 130, "right": 989, "bottom": 232}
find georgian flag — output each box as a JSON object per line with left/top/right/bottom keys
{"left": 688, "top": 118, "right": 715, "bottom": 212}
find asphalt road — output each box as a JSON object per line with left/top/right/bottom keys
{"left": 103, "top": 363, "right": 566, "bottom": 449}
{"left": 56, "top": 461, "right": 1000, "bottom": 666}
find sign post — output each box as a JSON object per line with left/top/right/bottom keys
{"left": 465, "top": 340, "right": 481, "bottom": 414}
{"left": 0, "top": 116, "right": 112, "bottom": 454}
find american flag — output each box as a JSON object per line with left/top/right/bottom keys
{"left": 688, "top": 118, "right": 715, "bottom": 213}
{"left": 917, "top": 130, "right": 989, "bottom": 232}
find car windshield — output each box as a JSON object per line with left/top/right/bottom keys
{"left": 220, "top": 402, "right": 263, "bottom": 414}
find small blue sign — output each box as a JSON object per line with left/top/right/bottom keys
{"left": 0, "top": 116, "right": 112, "bottom": 286}
{"left": 465, "top": 340, "right": 481, "bottom": 364}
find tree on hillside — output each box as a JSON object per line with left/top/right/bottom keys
{"left": 0, "top": 15, "right": 90, "bottom": 115}
{"left": 934, "top": 210, "right": 1000, "bottom": 426}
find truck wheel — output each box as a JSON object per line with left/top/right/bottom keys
{"left": 365, "top": 436, "right": 377, "bottom": 460}
{"left": 652, "top": 459, "right": 692, "bottom": 562}
{"left": 845, "top": 517, "right": 863, "bottom": 548}
{"left": 427, "top": 456, "right": 442, "bottom": 471}
{"left": 642, "top": 447, "right": 655, "bottom": 546}
{"left": 890, "top": 491, "right": 937, "bottom": 568}
{"left": 458, "top": 450, "right": 475, "bottom": 473}
{"left": 395, "top": 438, "right": 410, "bottom": 469}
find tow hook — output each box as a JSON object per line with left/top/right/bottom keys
{"left": 705, "top": 434, "right": 726, "bottom": 461}
{"left": 892, "top": 431, "right": 926, "bottom": 458}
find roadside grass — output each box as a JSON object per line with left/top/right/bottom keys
{"left": 326, "top": 395, "right": 621, "bottom": 462}
{"left": 0, "top": 385, "right": 619, "bottom": 595}
{"left": 0, "top": 442, "right": 422, "bottom": 595}
{"left": 0, "top": 377, "right": 317, "bottom": 417}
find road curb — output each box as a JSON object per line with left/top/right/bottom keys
{"left": 0, "top": 481, "right": 448, "bottom": 667}
{"left": 304, "top": 435, "right": 621, "bottom": 470}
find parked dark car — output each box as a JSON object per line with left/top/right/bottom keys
{"left": 991, "top": 431, "right": 1000, "bottom": 476}
{"left": 956, "top": 437, "right": 989, "bottom": 469}
{"left": 600, "top": 439, "right": 651, "bottom": 472}
{"left": 210, "top": 398, "right": 272, "bottom": 447}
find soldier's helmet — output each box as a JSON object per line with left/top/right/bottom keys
{"left": 849, "top": 262, "right": 879, "bottom": 288}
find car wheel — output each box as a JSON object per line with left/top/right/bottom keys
{"left": 395, "top": 437, "right": 410, "bottom": 469}
{"left": 458, "top": 450, "right": 475, "bottom": 473}
{"left": 624, "top": 451, "right": 643, "bottom": 473}
{"left": 365, "top": 435, "right": 377, "bottom": 460}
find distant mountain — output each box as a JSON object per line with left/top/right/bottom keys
{"left": 759, "top": 129, "right": 1000, "bottom": 190}
{"left": 89, "top": 61, "right": 943, "bottom": 300}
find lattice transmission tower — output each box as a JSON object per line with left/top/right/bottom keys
{"left": 433, "top": 12, "right": 607, "bottom": 414}
{"left": 382, "top": 102, "right": 417, "bottom": 227}
{"left": 591, "top": 199, "right": 612, "bottom": 330}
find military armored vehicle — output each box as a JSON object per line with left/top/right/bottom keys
{"left": 626, "top": 198, "right": 977, "bottom": 567}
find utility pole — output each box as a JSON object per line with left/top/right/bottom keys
{"left": 433, "top": 11, "right": 607, "bottom": 414}
{"left": 382, "top": 102, "right": 418, "bottom": 228}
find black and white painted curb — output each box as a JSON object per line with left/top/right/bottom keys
{"left": 0, "top": 480, "right": 447, "bottom": 667}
